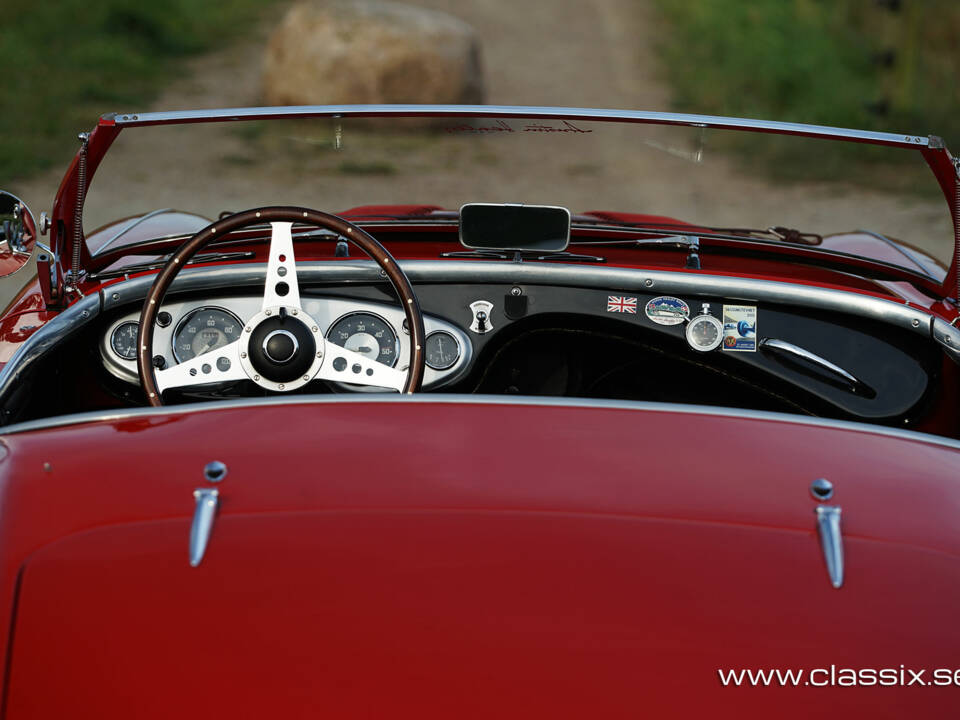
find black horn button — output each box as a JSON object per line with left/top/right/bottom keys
{"left": 264, "top": 329, "right": 298, "bottom": 363}
{"left": 248, "top": 316, "right": 316, "bottom": 383}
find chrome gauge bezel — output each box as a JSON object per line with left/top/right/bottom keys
{"left": 109, "top": 321, "right": 139, "bottom": 360}
{"left": 171, "top": 306, "right": 244, "bottom": 364}
{"left": 325, "top": 311, "right": 400, "bottom": 369}
{"left": 685, "top": 313, "right": 724, "bottom": 352}
{"left": 425, "top": 330, "right": 461, "bottom": 370}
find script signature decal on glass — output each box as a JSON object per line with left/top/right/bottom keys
{"left": 445, "top": 120, "right": 592, "bottom": 134}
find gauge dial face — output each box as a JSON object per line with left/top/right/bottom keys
{"left": 110, "top": 321, "right": 139, "bottom": 360}
{"left": 173, "top": 307, "right": 243, "bottom": 363}
{"left": 326, "top": 312, "right": 399, "bottom": 367}
{"left": 686, "top": 314, "right": 723, "bottom": 352}
{"left": 425, "top": 331, "right": 460, "bottom": 370}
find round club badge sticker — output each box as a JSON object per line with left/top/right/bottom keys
{"left": 645, "top": 296, "right": 690, "bottom": 326}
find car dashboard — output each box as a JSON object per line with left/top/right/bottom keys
{"left": 88, "top": 261, "right": 943, "bottom": 428}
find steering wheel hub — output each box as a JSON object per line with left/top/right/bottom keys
{"left": 238, "top": 306, "right": 325, "bottom": 392}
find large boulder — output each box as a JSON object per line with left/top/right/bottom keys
{"left": 262, "top": 0, "right": 485, "bottom": 106}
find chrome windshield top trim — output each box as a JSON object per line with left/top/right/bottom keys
{"left": 5, "top": 395, "right": 960, "bottom": 453}
{"left": 105, "top": 105, "right": 930, "bottom": 149}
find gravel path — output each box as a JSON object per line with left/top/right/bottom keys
{"left": 3, "top": 0, "right": 953, "bottom": 303}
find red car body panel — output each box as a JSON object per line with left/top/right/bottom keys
{"left": 0, "top": 400, "right": 958, "bottom": 717}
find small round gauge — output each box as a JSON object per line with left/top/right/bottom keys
{"left": 110, "top": 321, "right": 139, "bottom": 360}
{"left": 326, "top": 312, "right": 399, "bottom": 367}
{"left": 173, "top": 307, "right": 243, "bottom": 363}
{"left": 685, "top": 313, "right": 723, "bottom": 352}
{"left": 425, "top": 331, "right": 460, "bottom": 370}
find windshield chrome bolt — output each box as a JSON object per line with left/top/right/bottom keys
{"left": 111, "top": 292, "right": 119, "bottom": 301}
{"left": 203, "top": 460, "right": 227, "bottom": 483}
{"left": 810, "top": 477, "right": 834, "bottom": 501}
{"left": 510, "top": 286, "right": 522, "bottom": 296}
{"left": 644, "top": 279, "right": 653, "bottom": 287}
{"left": 912, "top": 319, "right": 920, "bottom": 327}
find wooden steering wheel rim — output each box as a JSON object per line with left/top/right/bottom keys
{"left": 137, "top": 206, "right": 426, "bottom": 406}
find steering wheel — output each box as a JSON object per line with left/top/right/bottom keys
{"left": 137, "top": 207, "right": 426, "bottom": 407}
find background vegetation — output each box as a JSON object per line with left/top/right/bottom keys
{"left": 0, "top": 0, "right": 276, "bottom": 183}
{"left": 652, "top": 0, "right": 960, "bottom": 186}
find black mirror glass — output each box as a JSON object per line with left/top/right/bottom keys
{"left": 459, "top": 203, "right": 570, "bottom": 253}
{"left": 0, "top": 191, "right": 37, "bottom": 277}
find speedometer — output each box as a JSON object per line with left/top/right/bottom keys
{"left": 172, "top": 307, "right": 243, "bottom": 363}
{"left": 326, "top": 312, "right": 399, "bottom": 367}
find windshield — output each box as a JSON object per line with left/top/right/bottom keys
{"left": 85, "top": 113, "right": 954, "bottom": 273}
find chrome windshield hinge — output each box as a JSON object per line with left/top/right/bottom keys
{"left": 189, "top": 488, "right": 219, "bottom": 567}
{"left": 810, "top": 478, "right": 843, "bottom": 589}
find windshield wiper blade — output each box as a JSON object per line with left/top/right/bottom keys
{"left": 571, "top": 216, "right": 823, "bottom": 246}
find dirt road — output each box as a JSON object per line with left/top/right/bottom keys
{"left": 4, "top": 0, "right": 953, "bottom": 304}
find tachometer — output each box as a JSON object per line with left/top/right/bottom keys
{"left": 173, "top": 307, "right": 243, "bottom": 363}
{"left": 326, "top": 312, "right": 398, "bottom": 367}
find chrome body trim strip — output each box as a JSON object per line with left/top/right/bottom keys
{"left": 107, "top": 105, "right": 930, "bottom": 149}
{"left": 4, "top": 395, "right": 960, "bottom": 453}
{"left": 815, "top": 506, "right": 844, "bottom": 589}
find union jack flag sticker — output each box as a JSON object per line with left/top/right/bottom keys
{"left": 607, "top": 295, "right": 638, "bottom": 314}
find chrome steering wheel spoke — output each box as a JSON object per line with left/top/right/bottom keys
{"left": 316, "top": 343, "right": 407, "bottom": 392}
{"left": 156, "top": 339, "right": 246, "bottom": 392}
{"left": 262, "top": 221, "right": 301, "bottom": 310}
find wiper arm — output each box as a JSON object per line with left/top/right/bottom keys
{"left": 571, "top": 216, "right": 823, "bottom": 246}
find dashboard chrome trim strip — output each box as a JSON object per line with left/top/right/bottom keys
{"left": 100, "top": 260, "right": 936, "bottom": 337}
{"left": 106, "top": 105, "right": 930, "bottom": 149}
{"left": 4, "top": 395, "right": 960, "bottom": 453}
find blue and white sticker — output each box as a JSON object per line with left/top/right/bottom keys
{"left": 644, "top": 296, "right": 690, "bottom": 326}
{"left": 722, "top": 305, "right": 757, "bottom": 351}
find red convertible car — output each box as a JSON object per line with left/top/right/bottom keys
{"left": 0, "top": 106, "right": 959, "bottom": 717}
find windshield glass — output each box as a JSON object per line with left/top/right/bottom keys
{"left": 85, "top": 114, "right": 954, "bottom": 273}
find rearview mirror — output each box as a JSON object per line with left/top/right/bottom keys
{"left": 459, "top": 203, "right": 570, "bottom": 253}
{"left": 0, "top": 191, "right": 37, "bottom": 277}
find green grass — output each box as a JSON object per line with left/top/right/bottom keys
{"left": 0, "top": 0, "right": 280, "bottom": 184}
{"left": 652, "top": 0, "right": 960, "bottom": 187}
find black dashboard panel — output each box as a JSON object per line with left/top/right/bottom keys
{"left": 308, "top": 282, "right": 937, "bottom": 422}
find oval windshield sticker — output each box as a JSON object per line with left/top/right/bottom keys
{"left": 645, "top": 296, "right": 690, "bottom": 325}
